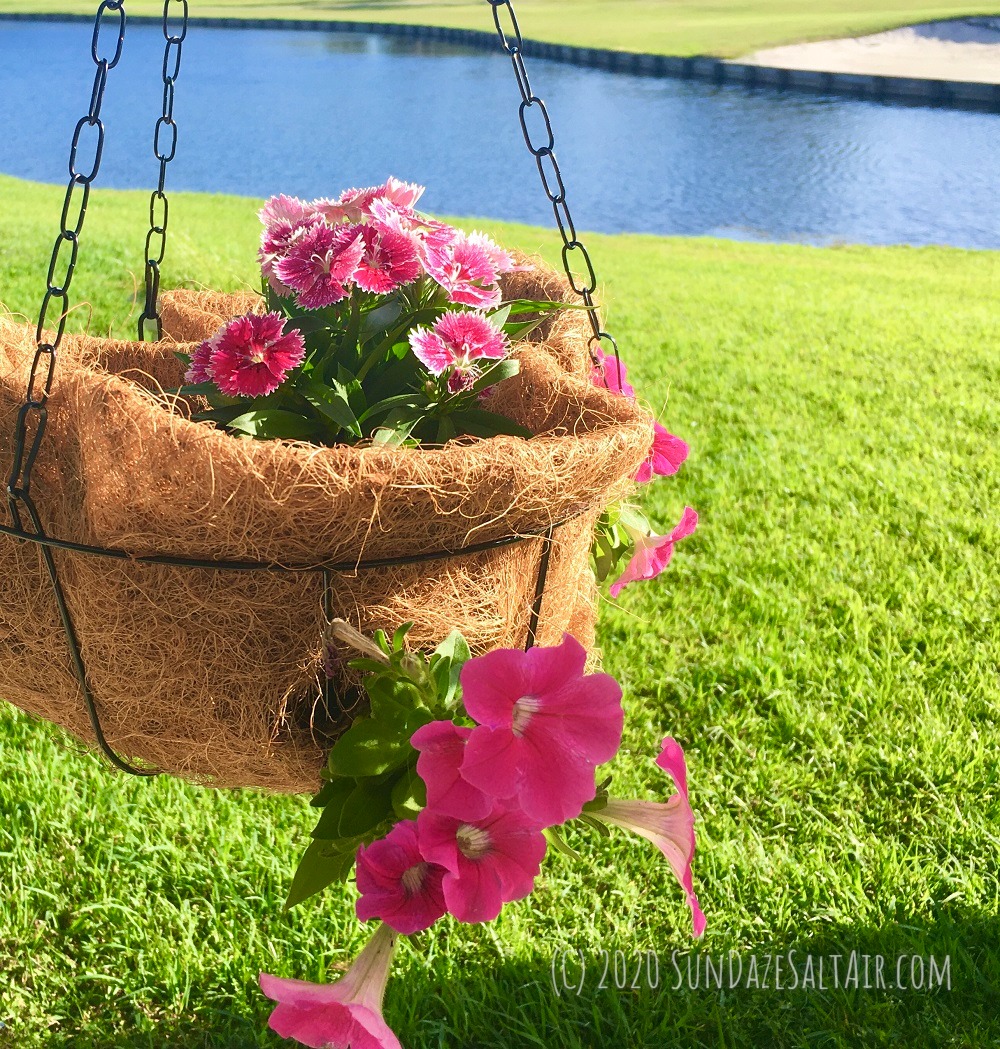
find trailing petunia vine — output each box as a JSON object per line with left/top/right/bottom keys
{"left": 262, "top": 625, "right": 705, "bottom": 1048}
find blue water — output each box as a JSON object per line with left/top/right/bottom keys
{"left": 1, "top": 21, "right": 998, "bottom": 248}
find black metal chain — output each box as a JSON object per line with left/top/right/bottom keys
{"left": 488, "top": 0, "right": 622, "bottom": 384}
{"left": 7, "top": 0, "right": 125, "bottom": 521}
{"left": 137, "top": 0, "right": 188, "bottom": 340}
{"left": 4, "top": 0, "right": 156, "bottom": 777}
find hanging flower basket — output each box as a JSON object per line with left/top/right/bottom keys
{"left": 0, "top": 261, "right": 652, "bottom": 793}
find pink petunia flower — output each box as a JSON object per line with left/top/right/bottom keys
{"left": 352, "top": 222, "right": 421, "bottom": 294}
{"left": 591, "top": 347, "right": 635, "bottom": 398}
{"left": 422, "top": 231, "right": 504, "bottom": 310}
{"left": 590, "top": 350, "right": 689, "bottom": 485}
{"left": 273, "top": 222, "right": 366, "bottom": 309}
{"left": 458, "top": 634, "right": 624, "bottom": 826}
{"left": 410, "top": 721, "right": 492, "bottom": 821}
{"left": 408, "top": 311, "right": 508, "bottom": 380}
{"left": 260, "top": 923, "right": 400, "bottom": 1049}
{"left": 355, "top": 821, "right": 447, "bottom": 935}
{"left": 195, "top": 312, "right": 306, "bottom": 399}
{"left": 609, "top": 506, "right": 697, "bottom": 599}
{"left": 635, "top": 423, "right": 690, "bottom": 484}
{"left": 590, "top": 737, "right": 706, "bottom": 938}
{"left": 417, "top": 803, "right": 547, "bottom": 924}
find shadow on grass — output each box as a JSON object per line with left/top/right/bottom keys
{"left": 11, "top": 912, "right": 1000, "bottom": 1049}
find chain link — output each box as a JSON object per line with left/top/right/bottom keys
{"left": 487, "top": 0, "right": 622, "bottom": 386}
{"left": 7, "top": 0, "right": 125, "bottom": 515}
{"left": 138, "top": 0, "right": 188, "bottom": 340}
{"left": 4, "top": 0, "right": 157, "bottom": 777}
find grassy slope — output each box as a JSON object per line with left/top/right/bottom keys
{"left": 1, "top": 173, "right": 999, "bottom": 1047}
{"left": 1, "top": 0, "right": 1000, "bottom": 56}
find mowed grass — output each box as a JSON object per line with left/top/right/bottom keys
{"left": 1, "top": 172, "right": 999, "bottom": 1047}
{"left": 2, "top": 0, "right": 1000, "bottom": 56}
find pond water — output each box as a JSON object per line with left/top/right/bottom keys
{"left": 1, "top": 20, "right": 998, "bottom": 248}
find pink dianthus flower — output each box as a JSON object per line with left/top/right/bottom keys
{"left": 368, "top": 198, "right": 455, "bottom": 252}
{"left": 408, "top": 311, "right": 508, "bottom": 381}
{"left": 316, "top": 177, "right": 425, "bottom": 225}
{"left": 189, "top": 312, "right": 305, "bottom": 398}
{"left": 352, "top": 222, "right": 421, "bottom": 294}
{"left": 273, "top": 223, "right": 365, "bottom": 309}
{"left": 184, "top": 338, "right": 214, "bottom": 384}
{"left": 422, "top": 230, "right": 504, "bottom": 309}
{"left": 465, "top": 230, "right": 519, "bottom": 274}
{"left": 258, "top": 194, "right": 319, "bottom": 295}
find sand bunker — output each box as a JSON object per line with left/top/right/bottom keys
{"left": 742, "top": 18, "right": 1000, "bottom": 84}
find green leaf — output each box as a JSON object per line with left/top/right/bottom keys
{"left": 470, "top": 358, "right": 520, "bottom": 394}
{"left": 173, "top": 380, "right": 217, "bottom": 396}
{"left": 358, "top": 395, "right": 422, "bottom": 425}
{"left": 576, "top": 813, "right": 612, "bottom": 837}
{"left": 432, "top": 630, "right": 472, "bottom": 666}
{"left": 311, "top": 776, "right": 396, "bottom": 840}
{"left": 366, "top": 675, "right": 425, "bottom": 720}
{"left": 308, "top": 778, "right": 357, "bottom": 834}
{"left": 501, "top": 298, "right": 579, "bottom": 316}
{"left": 286, "top": 311, "right": 340, "bottom": 336}
{"left": 325, "top": 698, "right": 432, "bottom": 779}
{"left": 487, "top": 304, "right": 512, "bottom": 329}
{"left": 296, "top": 376, "right": 363, "bottom": 437}
{"left": 226, "top": 409, "right": 317, "bottom": 441}
{"left": 391, "top": 765, "right": 427, "bottom": 821}
{"left": 336, "top": 366, "right": 367, "bottom": 416}
{"left": 543, "top": 825, "right": 584, "bottom": 860}
{"left": 618, "top": 504, "right": 652, "bottom": 535}
{"left": 284, "top": 837, "right": 359, "bottom": 910}
{"left": 326, "top": 719, "right": 405, "bottom": 778}
{"left": 435, "top": 416, "right": 456, "bottom": 444}
{"left": 450, "top": 407, "right": 533, "bottom": 440}
{"left": 347, "top": 657, "right": 395, "bottom": 676}
{"left": 430, "top": 630, "right": 472, "bottom": 709}
{"left": 392, "top": 622, "right": 414, "bottom": 652}
{"left": 310, "top": 776, "right": 354, "bottom": 809}
{"left": 372, "top": 411, "right": 422, "bottom": 446}
{"left": 359, "top": 296, "right": 405, "bottom": 338}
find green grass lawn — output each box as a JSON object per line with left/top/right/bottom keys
{"left": 1, "top": 172, "right": 999, "bottom": 1047}
{"left": 2, "top": 0, "right": 1000, "bottom": 57}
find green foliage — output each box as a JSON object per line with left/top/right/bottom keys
{"left": 287, "top": 625, "right": 473, "bottom": 910}
{"left": 175, "top": 278, "right": 564, "bottom": 447}
{"left": 591, "top": 502, "right": 652, "bottom": 585}
{"left": 1, "top": 178, "right": 998, "bottom": 1046}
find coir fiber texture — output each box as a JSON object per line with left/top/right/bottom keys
{"left": 0, "top": 265, "right": 650, "bottom": 792}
